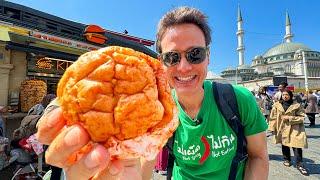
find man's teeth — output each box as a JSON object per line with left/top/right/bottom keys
{"left": 176, "top": 75, "right": 195, "bottom": 81}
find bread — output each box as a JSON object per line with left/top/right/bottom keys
{"left": 57, "top": 46, "right": 178, "bottom": 160}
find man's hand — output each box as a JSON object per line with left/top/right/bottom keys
{"left": 36, "top": 107, "right": 141, "bottom": 179}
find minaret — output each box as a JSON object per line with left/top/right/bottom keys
{"left": 236, "top": 6, "right": 245, "bottom": 66}
{"left": 284, "top": 12, "right": 293, "bottom": 43}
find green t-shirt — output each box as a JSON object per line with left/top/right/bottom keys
{"left": 172, "top": 80, "right": 268, "bottom": 180}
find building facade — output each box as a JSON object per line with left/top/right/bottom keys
{"left": 0, "top": 1, "right": 157, "bottom": 106}
{"left": 220, "top": 8, "right": 320, "bottom": 89}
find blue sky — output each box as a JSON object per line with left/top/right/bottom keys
{"left": 8, "top": 0, "right": 320, "bottom": 75}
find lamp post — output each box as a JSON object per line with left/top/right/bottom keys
{"left": 302, "top": 51, "right": 309, "bottom": 93}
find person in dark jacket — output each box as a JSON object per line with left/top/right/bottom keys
{"left": 257, "top": 86, "right": 273, "bottom": 123}
{"left": 304, "top": 90, "right": 319, "bottom": 127}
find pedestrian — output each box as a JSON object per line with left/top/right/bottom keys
{"left": 312, "top": 90, "right": 320, "bottom": 106}
{"left": 304, "top": 90, "right": 319, "bottom": 127}
{"left": 36, "top": 6, "right": 269, "bottom": 180}
{"left": 273, "top": 81, "right": 288, "bottom": 102}
{"left": 269, "top": 89, "right": 309, "bottom": 176}
{"left": 257, "top": 86, "right": 273, "bottom": 123}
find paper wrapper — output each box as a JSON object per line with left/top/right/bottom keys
{"left": 106, "top": 108, "right": 179, "bottom": 161}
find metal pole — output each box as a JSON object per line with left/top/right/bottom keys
{"left": 302, "top": 51, "right": 309, "bottom": 93}
{"left": 235, "top": 67, "right": 238, "bottom": 85}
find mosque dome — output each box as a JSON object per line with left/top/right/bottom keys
{"left": 224, "top": 67, "right": 235, "bottom": 71}
{"left": 254, "top": 55, "right": 263, "bottom": 59}
{"left": 263, "top": 42, "right": 311, "bottom": 58}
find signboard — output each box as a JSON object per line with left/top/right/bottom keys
{"left": 83, "top": 24, "right": 155, "bottom": 46}
{"left": 266, "top": 85, "right": 295, "bottom": 97}
{"left": 83, "top": 25, "right": 107, "bottom": 44}
{"left": 28, "top": 56, "right": 73, "bottom": 76}
{"left": 30, "top": 31, "right": 100, "bottom": 51}
{"left": 273, "top": 76, "right": 287, "bottom": 86}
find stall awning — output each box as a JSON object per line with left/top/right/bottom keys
{"left": 7, "top": 32, "right": 88, "bottom": 56}
{"left": 0, "top": 27, "right": 11, "bottom": 41}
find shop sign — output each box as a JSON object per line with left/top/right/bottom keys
{"left": 83, "top": 25, "right": 107, "bottom": 44}
{"left": 36, "top": 57, "right": 53, "bottom": 69}
{"left": 28, "top": 56, "right": 73, "bottom": 76}
{"left": 83, "top": 24, "right": 155, "bottom": 46}
{"left": 30, "top": 31, "right": 101, "bottom": 51}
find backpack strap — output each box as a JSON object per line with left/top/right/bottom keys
{"left": 165, "top": 132, "right": 175, "bottom": 180}
{"left": 212, "top": 82, "right": 248, "bottom": 180}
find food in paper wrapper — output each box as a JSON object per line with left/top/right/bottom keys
{"left": 57, "top": 46, "right": 178, "bottom": 161}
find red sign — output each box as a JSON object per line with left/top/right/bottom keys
{"left": 83, "top": 24, "right": 155, "bottom": 46}
{"left": 30, "top": 31, "right": 101, "bottom": 51}
{"left": 83, "top": 25, "right": 107, "bottom": 44}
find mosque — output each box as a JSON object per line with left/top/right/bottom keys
{"left": 216, "top": 7, "right": 320, "bottom": 90}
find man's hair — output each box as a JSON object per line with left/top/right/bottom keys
{"left": 156, "top": 6, "right": 211, "bottom": 53}
{"left": 279, "top": 81, "right": 288, "bottom": 87}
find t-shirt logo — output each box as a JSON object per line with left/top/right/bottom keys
{"left": 199, "top": 136, "right": 210, "bottom": 164}
{"left": 175, "top": 133, "right": 236, "bottom": 165}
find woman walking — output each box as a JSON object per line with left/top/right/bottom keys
{"left": 269, "top": 89, "right": 309, "bottom": 176}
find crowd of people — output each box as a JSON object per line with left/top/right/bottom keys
{"left": 254, "top": 81, "right": 319, "bottom": 176}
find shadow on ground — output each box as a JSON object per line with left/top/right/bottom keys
{"left": 269, "top": 154, "right": 320, "bottom": 175}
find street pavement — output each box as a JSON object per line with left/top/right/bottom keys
{"left": 153, "top": 115, "right": 320, "bottom": 180}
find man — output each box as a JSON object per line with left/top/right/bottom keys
{"left": 37, "top": 7, "right": 269, "bottom": 179}
{"left": 312, "top": 90, "right": 320, "bottom": 106}
{"left": 273, "top": 81, "right": 288, "bottom": 101}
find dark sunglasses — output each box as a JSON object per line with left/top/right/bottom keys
{"left": 159, "top": 46, "right": 208, "bottom": 67}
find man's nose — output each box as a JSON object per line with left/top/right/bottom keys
{"left": 176, "top": 55, "right": 192, "bottom": 72}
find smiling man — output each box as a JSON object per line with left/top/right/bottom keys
{"left": 154, "top": 6, "right": 269, "bottom": 180}
{"left": 36, "top": 6, "right": 269, "bottom": 180}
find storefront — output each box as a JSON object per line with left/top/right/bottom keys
{"left": 0, "top": 1, "right": 157, "bottom": 108}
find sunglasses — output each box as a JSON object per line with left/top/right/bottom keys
{"left": 159, "top": 46, "right": 208, "bottom": 67}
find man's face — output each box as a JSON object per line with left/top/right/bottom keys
{"left": 160, "top": 24, "right": 209, "bottom": 96}
{"left": 278, "top": 85, "right": 285, "bottom": 92}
